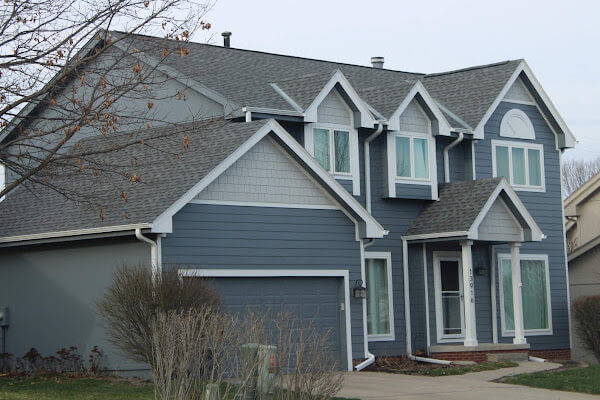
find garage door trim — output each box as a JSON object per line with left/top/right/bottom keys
{"left": 179, "top": 268, "right": 352, "bottom": 371}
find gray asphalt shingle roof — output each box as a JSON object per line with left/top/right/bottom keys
{"left": 405, "top": 178, "right": 504, "bottom": 236}
{"left": 0, "top": 119, "right": 270, "bottom": 238}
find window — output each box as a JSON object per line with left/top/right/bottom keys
{"left": 498, "top": 254, "right": 552, "bottom": 335}
{"left": 492, "top": 140, "right": 544, "bottom": 191}
{"left": 500, "top": 109, "right": 535, "bottom": 140}
{"left": 312, "top": 127, "right": 351, "bottom": 174}
{"left": 365, "top": 252, "right": 394, "bottom": 341}
{"left": 395, "top": 134, "right": 430, "bottom": 180}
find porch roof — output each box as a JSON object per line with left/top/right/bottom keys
{"left": 403, "top": 177, "right": 544, "bottom": 242}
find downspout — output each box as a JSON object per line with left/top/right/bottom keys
{"left": 135, "top": 228, "right": 159, "bottom": 280}
{"left": 365, "top": 122, "right": 385, "bottom": 213}
{"left": 356, "top": 239, "right": 376, "bottom": 371}
{"left": 443, "top": 132, "right": 464, "bottom": 183}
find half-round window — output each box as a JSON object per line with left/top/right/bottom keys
{"left": 500, "top": 109, "right": 535, "bottom": 140}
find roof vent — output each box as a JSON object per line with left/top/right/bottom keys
{"left": 222, "top": 31, "right": 232, "bottom": 48}
{"left": 371, "top": 56, "right": 384, "bottom": 69}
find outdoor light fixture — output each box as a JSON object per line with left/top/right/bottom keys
{"left": 353, "top": 280, "right": 367, "bottom": 299}
{"left": 475, "top": 267, "right": 486, "bottom": 276}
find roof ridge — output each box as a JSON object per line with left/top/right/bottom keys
{"left": 425, "top": 59, "right": 522, "bottom": 78}
{"left": 108, "top": 30, "right": 425, "bottom": 76}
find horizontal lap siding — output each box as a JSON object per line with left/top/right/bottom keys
{"left": 395, "top": 183, "right": 432, "bottom": 199}
{"left": 161, "top": 203, "right": 365, "bottom": 358}
{"left": 475, "top": 101, "right": 570, "bottom": 350}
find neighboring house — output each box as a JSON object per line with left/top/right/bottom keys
{"left": 564, "top": 172, "right": 600, "bottom": 362}
{"left": 0, "top": 32, "right": 576, "bottom": 372}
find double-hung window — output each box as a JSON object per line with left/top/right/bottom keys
{"left": 498, "top": 253, "right": 552, "bottom": 336}
{"left": 365, "top": 252, "right": 394, "bottom": 341}
{"left": 492, "top": 140, "right": 544, "bottom": 191}
{"left": 312, "top": 127, "right": 351, "bottom": 175}
{"left": 395, "top": 133, "right": 430, "bottom": 180}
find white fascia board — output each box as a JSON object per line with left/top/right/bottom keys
{"left": 473, "top": 61, "right": 576, "bottom": 148}
{"left": 387, "top": 81, "right": 452, "bottom": 136}
{"left": 268, "top": 83, "right": 304, "bottom": 113}
{"left": 303, "top": 70, "right": 376, "bottom": 128}
{"left": 152, "top": 119, "right": 386, "bottom": 238}
{"left": 0, "top": 223, "right": 152, "bottom": 244}
{"left": 112, "top": 41, "right": 239, "bottom": 116}
{"left": 468, "top": 178, "right": 544, "bottom": 242}
{"left": 401, "top": 231, "right": 470, "bottom": 241}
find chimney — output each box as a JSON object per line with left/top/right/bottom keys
{"left": 371, "top": 56, "right": 384, "bottom": 69}
{"left": 222, "top": 31, "right": 232, "bottom": 48}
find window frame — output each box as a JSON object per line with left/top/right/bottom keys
{"left": 500, "top": 108, "right": 536, "bottom": 140}
{"left": 491, "top": 139, "right": 545, "bottom": 192}
{"left": 391, "top": 131, "right": 434, "bottom": 184}
{"left": 364, "top": 251, "right": 395, "bottom": 342}
{"left": 304, "top": 122, "right": 360, "bottom": 195}
{"left": 497, "top": 253, "right": 553, "bottom": 337}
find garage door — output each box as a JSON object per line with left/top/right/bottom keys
{"left": 212, "top": 276, "right": 346, "bottom": 369}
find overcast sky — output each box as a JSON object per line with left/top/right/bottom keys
{"left": 202, "top": 0, "right": 599, "bottom": 161}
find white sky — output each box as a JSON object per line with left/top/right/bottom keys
{"left": 203, "top": 0, "right": 599, "bottom": 161}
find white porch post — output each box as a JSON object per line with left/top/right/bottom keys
{"left": 510, "top": 242, "right": 527, "bottom": 345}
{"left": 461, "top": 240, "right": 478, "bottom": 346}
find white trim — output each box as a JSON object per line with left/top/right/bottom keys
{"left": 0, "top": 223, "right": 152, "bottom": 244}
{"left": 151, "top": 119, "right": 385, "bottom": 239}
{"left": 387, "top": 81, "right": 452, "bottom": 136}
{"left": 304, "top": 69, "right": 375, "bottom": 128}
{"left": 0, "top": 163, "right": 5, "bottom": 202}
{"left": 242, "top": 106, "right": 303, "bottom": 118}
{"left": 364, "top": 251, "right": 395, "bottom": 342}
{"left": 359, "top": 240, "right": 369, "bottom": 358}
{"left": 189, "top": 199, "right": 339, "bottom": 210}
{"left": 304, "top": 123, "right": 360, "bottom": 195}
{"left": 559, "top": 150, "right": 573, "bottom": 350}
{"left": 268, "top": 83, "right": 304, "bottom": 113}
{"left": 497, "top": 253, "right": 553, "bottom": 336}
{"left": 471, "top": 140, "right": 477, "bottom": 180}
{"left": 503, "top": 99, "right": 537, "bottom": 106}
{"left": 401, "top": 231, "right": 469, "bottom": 241}
{"left": 490, "top": 245, "right": 498, "bottom": 344}
{"left": 473, "top": 60, "right": 576, "bottom": 149}
{"left": 491, "top": 139, "right": 546, "bottom": 192}
{"left": 402, "top": 239, "right": 412, "bottom": 354}
{"left": 433, "top": 251, "right": 466, "bottom": 343}
{"left": 423, "top": 243, "right": 431, "bottom": 351}
{"left": 178, "top": 268, "right": 354, "bottom": 371}
{"left": 500, "top": 109, "right": 536, "bottom": 140}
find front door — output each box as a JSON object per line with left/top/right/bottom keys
{"left": 433, "top": 253, "right": 465, "bottom": 342}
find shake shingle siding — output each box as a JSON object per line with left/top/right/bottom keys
{"left": 475, "top": 101, "right": 570, "bottom": 350}
{"left": 161, "top": 203, "right": 365, "bottom": 358}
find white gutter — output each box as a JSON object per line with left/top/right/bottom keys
{"left": 365, "top": 122, "right": 385, "bottom": 213}
{"left": 408, "top": 354, "right": 452, "bottom": 365}
{"left": 356, "top": 238, "right": 376, "bottom": 371}
{"left": 529, "top": 356, "right": 546, "bottom": 363}
{"left": 443, "top": 132, "right": 464, "bottom": 183}
{"left": 0, "top": 223, "right": 152, "bottom": 244}
{"left": 135, "top": 228, "right": 159, "bottom": 280}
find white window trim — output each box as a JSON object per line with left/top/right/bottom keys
{"left": 491, "top": 139, "right": 545, "bottom": 192}
{"left": 500, "top": 109, "right": 536, "bottom": 140}
{"left": 386, "top": 131, "right": 438, "bottom": 199}
{"left": 497, "top": 253, "right": 553, "bottom": 337}
{"left": 178, "top": 268, "right": 354, "bottom": 371}
{"left": 433, "top": 251, "right": 466, "bottom": 343}
{"left": 304, "top": 122, "right": 360, "bottom": 195}
{"left": 364, "top": 251, "right": 395, "bottom": 342}
{"left": 0, "top": 163, "right": 5, "bottom": 202}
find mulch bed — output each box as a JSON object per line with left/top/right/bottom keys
{"left": 363, "top": 356, "right": 453, "bottom": 375}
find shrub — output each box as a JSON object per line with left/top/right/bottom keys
{"left": 0, "top": 347, "right": 105, "bottom": 376}
{"left": 572, "top": 295, "right": 600, "bottom": 362}
{"left": 96, "top": 265, "right": 220, "bottom": 366}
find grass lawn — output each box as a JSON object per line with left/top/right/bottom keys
{"left": 503, "top": 364, "right": 600, "bottom": 395}
{"left": 423, "top": 361, "right": 519, "bottom": 376}
{"left": 0, "top": 376, "right": 359, "bottom": 400}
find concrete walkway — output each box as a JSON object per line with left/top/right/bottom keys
{"left": 338, "top": 362, "right": 600, "bottom": 399}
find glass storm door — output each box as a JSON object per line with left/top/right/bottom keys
{"left": 435, "top": 256, "right": 465, "bottom": 341}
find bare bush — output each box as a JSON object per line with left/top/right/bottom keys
{"left": 96, "top": 265, "right": 220, "bottom": 366}
{"left": 572, "top": 295, "right": 600, "bottom": 362}
{"left": 0, "top": 346, "right": 105, "bottom": 376}
{"left": 150, "top": 308, "right": 344, "bottom": 400}
{"left": 562, "top": 157, "right": 600, "bottom": 197}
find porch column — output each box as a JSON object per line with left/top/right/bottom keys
{"left": 510, "top": 242, "right": 527, "bottom": 345}
{"left": 460, "top": 240, "right": 478, "bottom": 347}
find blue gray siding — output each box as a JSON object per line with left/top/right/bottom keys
{"left": 475, "top": 101, "right": 569, "bottom": 350}
{"left": 395, "top": 183, "right": 432, "bottom": 200}
{"left": 0, "top": 238, "right": 151, "bottom": 371}
{"left": 161, "top": 204, "right": 365, "bottom": 358}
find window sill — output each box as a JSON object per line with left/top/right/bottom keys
{"left": 511, "top": 185, "right": 546, "bottom": 193}
{"left": 436, "top": 336, "right": 465, "bottom": 344}
{"left": 502, "top": 329, "right": 553, "bottom": 337}
{"left": 394, "top": 178, "right": 432, "bottom": 185}
{"left": 368, "top": 334, "right": 395, "bottom": 342}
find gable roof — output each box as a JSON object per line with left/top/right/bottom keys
{"left": 564, "top": 170, "right": 600, "bottom": 210}
{"left": 404, "top": 177, "right": 544, "bottom": 242}
{"left": 0, "top": 119, "right": 386, "bottom": 244}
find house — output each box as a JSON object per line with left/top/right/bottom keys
{"left": 0, "top": 32, "right": 576, "bottom": 372}
{"left": 564, "top": 172, "right": 600, "bottom": 362}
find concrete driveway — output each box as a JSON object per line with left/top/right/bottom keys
{"left": 338, "top": 362, "right": 600, "bottom": 399}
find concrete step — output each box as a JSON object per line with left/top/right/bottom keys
{"left": 486, "top": 352, "right": 529, "bottom": 362}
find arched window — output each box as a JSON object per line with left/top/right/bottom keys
{"left": 500, "top": 109, "right": 535, "bottom": 140}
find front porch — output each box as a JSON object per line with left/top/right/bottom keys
{"left": 402, "top": 178, "right": 546, "bottom": 358}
